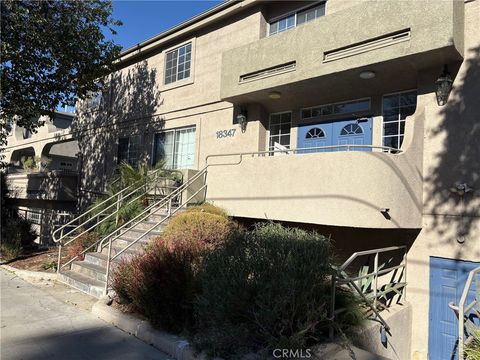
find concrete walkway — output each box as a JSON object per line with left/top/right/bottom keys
{"left": 0, "top": 268, "right": 172, "bottom": 360}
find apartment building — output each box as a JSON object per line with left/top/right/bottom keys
{"left": 71, "top": 1, "right": 479, "bottom": 359}
{"left": 3, "top": 112, "right": 79, "bottom": 245}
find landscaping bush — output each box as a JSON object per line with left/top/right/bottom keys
{"left": 193, "top": 223, "right": 358, "bottom": 357}
{"left": 1, "top": 173, "right": 37, "bottom": 260}
{"left": 159, "top": 209, "right": 234, "bottom": 251}
{"left": 465, "top": 328, "right": 480, "bottom": 360}
{"left": 111, "top": 205, "right": 236, "bottom": 332}
{"left": 65, "top": 231, "right": 99, "bottom": 260}
{"left": 184, "top": 202, "right": 228, "bottom": 218}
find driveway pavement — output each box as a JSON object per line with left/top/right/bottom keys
{"left": 0, "top": 268, "right": 171, "bottom": 360}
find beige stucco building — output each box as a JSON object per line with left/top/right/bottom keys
{"left": 3, "top": 112, "right": 79, "bottom": 245}
{"left": 69, "top": 1, "right": 479, "bottom": 359}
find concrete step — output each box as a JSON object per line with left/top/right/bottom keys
{"left": 120, "top": 227, "right": 163, "bottom": 240}
{"left": 58, "top": 270, "right": 105, "bottom": 298}
{"left": 100, "top": 244, "right": 145, "bottom": 257}
{"left": 84, "top": 251, "right": 137, "bottom": 268}
{"left": 131, "top": 220, "right": 167, "bottom": 232}
{"left": 71, "top": 261, "right": 107, "bottom": 283}
{"left": 109, "top": 236, "right": 150, "bottom": 250}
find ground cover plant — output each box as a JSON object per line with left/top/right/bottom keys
{"left": 111, "top": 203, "right": 236, "bottom": 332}
{"left": 0, "top": 172, "right": 37, "bottom": 261}
{"left": 111, "top": 206, "right": 364, "bottom": 358}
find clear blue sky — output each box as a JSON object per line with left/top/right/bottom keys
{"left": 108, "top": 0, "right": 222, "bottom": 50}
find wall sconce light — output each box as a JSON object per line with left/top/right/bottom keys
{"left": 450, "top": 182, "right": 473, "bottom": 196}
{"left": 435, "top": 65, "right": 453, "bottom": 106}
{"left": 236, "top": 108, "right": 248, "bottom": 133}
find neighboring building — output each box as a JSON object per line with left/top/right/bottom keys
{"left": 73, "top": 1, "right": 479, "bottom": 359}
{"left": 3, "top": 112, "right": 79, "bottom": 245}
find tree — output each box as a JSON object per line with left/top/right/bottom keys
{"left": 0, "top": 0, "right": 122, "bottom": 162}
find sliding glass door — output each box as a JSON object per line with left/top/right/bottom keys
{"left": 153, "top": 126, "right": 196, "bottom": 169}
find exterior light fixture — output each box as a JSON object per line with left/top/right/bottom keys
{"left": 435, "top": 65, "right": 453, "bottom": 106}
{"left": 236, "top": 109, "right": 248, "bottom": 133}
{"left": 450, "top": 182, "right": 473, "bottom": 196}
{"left": 359, "top": 70, "right": 376, "bottom": 79}
{"left": 268, "top": 91, "right": 281, "bottom": 99}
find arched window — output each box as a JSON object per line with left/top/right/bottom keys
{"left": 340, "top": 124, "right": 363, "bottom": 136}
{"left": 306, "top": 127, "right": 325, "bottom": 139}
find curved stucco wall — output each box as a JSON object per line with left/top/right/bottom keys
{"left": 205, "top": 103, "right": 425, "bottom": 229}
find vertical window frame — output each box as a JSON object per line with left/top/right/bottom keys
{"left": 164, "top": 42, "right": 192, "bottom": 85}
{"left": 268, "top": 111, "right": 292, "bottom": 152}
{"left": 268, "top": 2, "right": 326, "bottom": 36}
{"left": 381, "top": 89, "right": 417, "bottom": 150}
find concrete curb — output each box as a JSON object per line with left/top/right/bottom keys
{"left": 92, "top": 301, "right": 206, "bottom": 360}
{"left": 1, "top": 264, "right": 58, "bottom": 283}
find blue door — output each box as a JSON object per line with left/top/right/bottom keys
{"left": 297, "top": 118, "right": 372, "bottom": 153}
{"left": 333, "top": 118, "right": 372, "bottom": 151}
{"left": 429, "top": 257, "right": 479, "bottom": 360}
{"left": 297, "top": 122, "right": 333, "bottom": 153}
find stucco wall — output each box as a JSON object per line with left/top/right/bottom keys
{"left": 407, "top": 1, "right": 480, "bottom": 358}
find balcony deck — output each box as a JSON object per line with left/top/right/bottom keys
{"left": 221, "top": 0, "right": 464, "bottom": 103}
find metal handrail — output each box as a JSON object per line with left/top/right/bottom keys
{"left": 53, "top": 167, "right": 165, "bottom": 243}
{"left": 329, "top": 246, "right": 407, "bottom": 339}
{"left": 104, "top": 180, "right": 208, "bottom": 294}
{"left": 205, "top": 144, "right": 403, "bottom": 166}
{"left": 97, "top": 167, "right": 206, "bottom": 252}
{"left": 453, "top": 266, "right": 480, "bottom": 358}
{"left": 56, "top": 164, "right": 208, "bottom": 295}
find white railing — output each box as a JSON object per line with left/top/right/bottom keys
{"left": 205, "top": 144, "right": 402, "bottom": 166}
{"left": 103, "top": 167, "right": 208, "bottom": 294}
{"left": 55, "top": 164, "right": 208, "bottom": 296}
{"left": 54, "top": 168, "right": 182, "bottom": 272}
{"left": 448, "top": 266, "right": 480, "bottom": 359}
{"left": 329, "top": 246, "right": 407, "bottom": 338}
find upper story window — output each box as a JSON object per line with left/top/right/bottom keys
{"left": 165, "top": 42, "right": 192, "bottom": 85}
{"left": 269, "top": 112, "right": 291, "bottom": 151}
{"left": 269, "top": 2, "right": 326, "bottom": 36}
{"left": 301, "top": 98, "right": 370, "bottom": 119}
{"left": 117, "top": 136, "right": 141, "bottom": 166}
{"left": 382, "top": 90, "right": 417, "bottom": 149}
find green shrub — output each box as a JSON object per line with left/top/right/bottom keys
{"left": 159, "top": 210, "right": 234, "bottom": 251}
{"left": 185, "top": 202, "right": 228, "bottom": 218}
{"left": 119, "top": 241, "right": 201, "bottom": 332}
{"left": 0, "top": 217, "right": 37, "bottom": 261}
{"left": 111, "top": 206, "right": 236, "bottom": 332}
{"left": 65, "top": 231, "right": 99, "bottom": 260}
{"left": 465, "top": 328, "right": 480, "bottom": 360}
{"left": 194, "top": 223, "right": 340, "bottom": 357}
{"left": 0, "top": 173, "right": 37, "bottom": 260}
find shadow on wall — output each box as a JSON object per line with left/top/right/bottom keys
{"left": 424, "top": 45, "right": 480, "bottom": 259}
{"left": 72, "top": 60, "right": 165, "bottom": 209}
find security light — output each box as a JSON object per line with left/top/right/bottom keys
{"left": 268, "top": 91, "right": 281, "bottom": 99}
{"left": 236, "top": 110, "right": 248, "bottom": 133}
{"left": 435, "top": 65, "right": 453, "bottom": 106}
{"left": 359, "top": 70, "right": 376, "bottom": 79}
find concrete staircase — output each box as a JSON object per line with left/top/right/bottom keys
{"left": 58, "top": 209, "right": 175, "bottom": 298}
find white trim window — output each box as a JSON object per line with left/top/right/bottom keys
{"left": 382, "top": 90, "right": 417, "bottom": 149}
{"left": 164, "top": 42, "right": 192, "bottom": 85}
{"left": 153, "top": 126, "right": 196, "bottom": 169}
{"left": 117, "top": 136, "right": 141, "bottom": 166}
{"left": 269, "top": 112, "right": 291, "bottom": 151}
{"left": 269, "top": 2, "right": 326, "bottom": 36}
{"left": 301, "top": 98, "right": 371, "bottom": 119}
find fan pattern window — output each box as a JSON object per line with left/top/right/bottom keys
{"left": 306, "top": 127, "right": 325, "bottom": 139}
{"left": 340, "top": 124, "right": 363, "bottom": 136}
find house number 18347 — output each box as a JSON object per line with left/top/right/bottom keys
{"left": 216, "top": 129, "right": 236, "bottom": 139}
